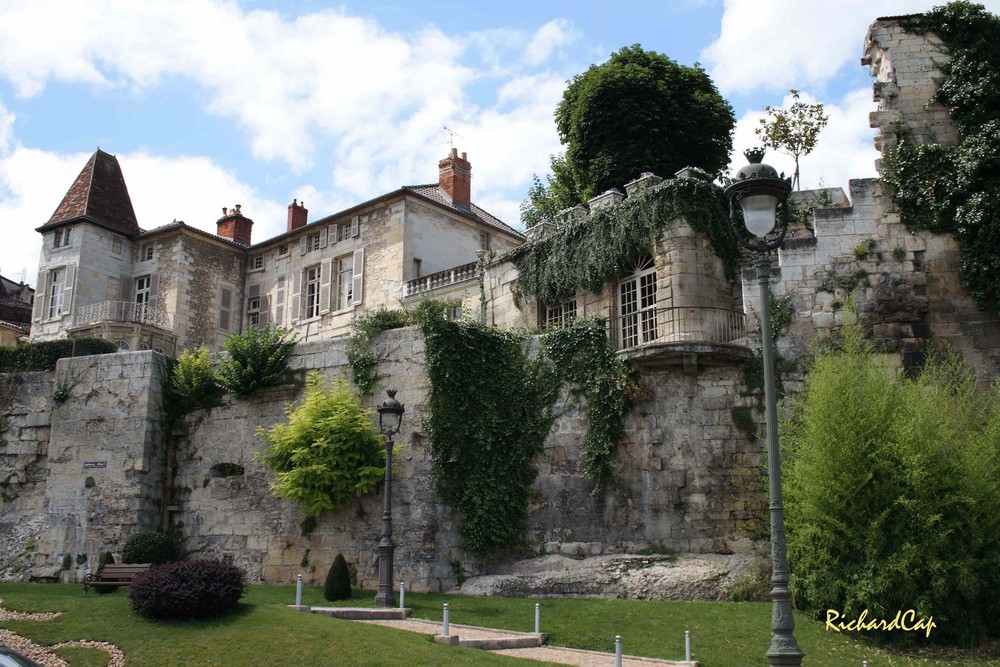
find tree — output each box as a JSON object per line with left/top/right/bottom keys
{"left": 755, "top": 90, "right": 828, "bottom": 190}
{"left": 257, "top": 373, "right": 384, "bottom": 516}
{"left": 554, "top": 44, "right": 735, "bottom": 200}
{"left": 324, "top": 553, "right": 352, "bottom": 601}
{"left": 519, "top": 153, "right": 583, "bottom": 227}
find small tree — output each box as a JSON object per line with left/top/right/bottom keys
{"left": 755, "top": 90, "right": 829, "bottom": 190}
{"left": 257, "top": 373, "right": 384, "bottom": 516}
{"left": 324, "top": 553, "right": 351, "bottom": 601}
{"left": 217, "top": 324, "right": 297, "bottom": 398}
{"left": 170, "top": 345, "right": 222, "bottom": 412}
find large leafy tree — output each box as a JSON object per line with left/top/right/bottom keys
{"left": 555, "top": 44, "right": 735, "bottom": 201}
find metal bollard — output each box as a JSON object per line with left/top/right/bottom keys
{"left": 295, "top": 574, "right": 303, "bottom": 606}
{"left": 615, "top": 635, "right": 623, "bottom": 667}
{"left": 862, "top": 662, "right": 869, "bottom": 667}
{"left": 535, "top": 603, "right": 540, "bottom": 633}
{"left": 685, "top": 629, "right": 691, "bottom": 661}
{"left": 443, "top": 603, "right": 450, "bottom": 637}
{"left": 399, "top": 581, "right": 405, "bottom": 609}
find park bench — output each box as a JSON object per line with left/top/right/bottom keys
{"left": 83, "top": 563, "right": 151, "bottom": 593}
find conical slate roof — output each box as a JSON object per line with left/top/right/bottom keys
{"left": 37, "top": 149, "right": 140, "bottom": 235}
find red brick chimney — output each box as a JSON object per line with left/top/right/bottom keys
{"left": 287, "top": 198, "right": 308, "bottom": 232}
{"left": 439, "top": 148, "right": 471, "bottom": 210}
{"left": 217, "top": 204, "right": 253, "bottom": 246}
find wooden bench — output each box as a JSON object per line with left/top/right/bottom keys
{"left": 83, "top": 563, "right": 151, "bottom": 593}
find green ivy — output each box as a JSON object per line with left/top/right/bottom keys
{"left": 346, "top": 309, "right": 412, "bottom": 395}
{"left": 880, "top": 2, "right": 1000, "bottom": 310}
{"left": 505, "top": 176, "right": 736, "bottom": 306}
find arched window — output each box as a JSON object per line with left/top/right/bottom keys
{"left": 619, "top": 255, "right": 657, "bottom": 348}
{"left": 113, "top": 339, "right": 130, "bottom": 351}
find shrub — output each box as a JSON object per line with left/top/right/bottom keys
{"left": 324, "top": 553, "right": 351, "bottom": 601}
{"left": 170, "top": 345, "right": 222, "bottom": 412}
{"left": 217, "top": 325, "right": 297, "bottom": 398}
{"left": 95, "top": 550, "right": 118, "bottom": 595}
{"left": 258, "top": 373, "right": 383, "bottom": 516}
{"left": 121, "top": 531, "right": 181, "bottom": 565}
{"left": 128, "top": 559, "right": 246, "bottom": 620}
{"left": 0, "top": 338, "right": 117, "bottom": 372}
{"left": 783, "top": 324, "right": 1000, "bottom": 644}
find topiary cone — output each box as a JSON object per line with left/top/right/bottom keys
{"left": 324, "top": 553, "right": 351, "bottom": 601}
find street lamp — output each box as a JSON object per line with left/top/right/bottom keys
{"left": 725, "top": 148, "right": 804, "bottom": 666}
{"left": 375, "top": 389, "right": 405, "bottom": 607}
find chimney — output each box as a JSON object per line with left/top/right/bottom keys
{"left": 217, "top": 204, "right": 253, "bottom": 245}
{"left": 439, "top": 148, "right": 472, "bottom": 210}
{"left": 287, "top": 198, "right": 308, "bottom": 232}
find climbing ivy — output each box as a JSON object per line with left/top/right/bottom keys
{"left": 346, "top": 309, "right": 412, "bottom": 395}
{"left": 506, "top": 176, "right": 737, "bottom": 306}
{"left": 880, "top": 2, "right": 1000, "bottom": 310}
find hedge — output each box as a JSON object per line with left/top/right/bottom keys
{"left": 0, "top": 338, "right": 118, "bottom": 373}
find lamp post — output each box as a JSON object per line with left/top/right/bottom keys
{"left": 375, "top": 389, "right": 405, "bottom": 607}
{"left": 725, "top": 148, "right": 804, "bottom": 666}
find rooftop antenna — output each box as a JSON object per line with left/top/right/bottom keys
{"left": 442, "top": 125, "right": 465, "bottom": 150}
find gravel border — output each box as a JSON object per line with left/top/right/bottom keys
{"left": 0, "top": 600, "right": 125, "bottom": 667}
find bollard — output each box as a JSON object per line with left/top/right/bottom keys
{"left": 535, "top": 603, "right": 540, "bottom": 633}
{"left": 295, "top": 574, "right": 303, "bottom": 607}
{"left": 862, "top": 662, "right": 869, "bottom": 667}
{"left": 443, "top": 603, "right": 450, "bottom": 637}
{"left": 685, "top": 629, "right": 691, "bottom": 661}
{"left": 400, "top": 581, "right": 405, "bottom": 609}
{"left": 615, "top": 635, "right": 623, "bottom": 667}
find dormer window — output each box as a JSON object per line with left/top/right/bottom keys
{"left": 278, "top": 244, "right": 289, "bottom": 256}
{"left": 251, "top": 254, "right": 264, "bottom": 270}
{"left": 142, "top": 243, "right": 154, "bottom": 261}
{"left": 53, "top": 227, "right": 71, "bottom": 248}
{"left": 309, "top": 232, "right": 321, "bottom": 252}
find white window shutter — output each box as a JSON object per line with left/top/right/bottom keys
{"left": 319, "top": 258, "right": 333, "bottom": 314}
{"left": 350, "top": 215, "right": 360, "bottom": 238}
{"left": 320, "top": 227, "right": 328, "bottom": 249}
{"left": 119, "top": 274, "right": 134, "bottom": 301}
{"left": 149, "top": 273, "right": 160, "bottom": 310}
{"left": 290, "top": 271, "right": 301, "bottom": 322}
{"left": 260, "top": 295, "right": 271, "bottom": 326}
{"left": 220, "top": 287, "right": 232, "bottom": 331}
{"left": 351, "top": 248, "right": 364, "bottom": 306}
{"left": 61, "top": 264, "right": 75, "bottom": 319}
{"left": 276, "top": 277, "right": 286, "bottom": 325}
{"left": 33, "top": 271, "right": 48, "bottom": 322}
{"left": 299, "top": 236, "right": 308, "bottom": 255}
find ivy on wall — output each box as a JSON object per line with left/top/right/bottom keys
{"left": 505, "top": 176, "right": 737, "bottom": 306}
{"left": 346, "top": 309, "right": 412, "bottom": 395}
{"left": 880, "top": 2, "right": 1000, "bottom": 310}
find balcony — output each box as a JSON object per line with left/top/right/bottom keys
{"left": 73, "top": 300, "right": 171, "bottom": 330}
{"left": 615, "top": 306, "right": 751, "bottom": 369}
{"left": 404, "top": 261, "right": 477, "bottom": 297}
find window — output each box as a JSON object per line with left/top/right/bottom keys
{"left": 308, "top": 232, "right": 322, "bottom": 252}
{"left": 278, "top": 244, "right": 289, "bottom": 256}
{"left": 113, "top": 340, "right": 130, "bottom": 351}
{"left": 47, "top": 269, "right": 64, "bottom": 318}
{"left": 619, "top": 256, "right": 658, "bottom": 348}
{"left": 141, "top": 244, "right": 154, "bottom": 261}
{"left": 135, "top": 276, "right": 151, "bottom": 307}
{"left": 247, "top": 296, "right": 261, "bottom": 328}
{"left": 112, "top": 235, "right": 123, "bottom": 254}
{"left": 305, "top": 265, "right": 321, "bottom": 319}
{"left": 545, "top": 300, "right": 577, "bottom": 329}
{"left": 53, "top": 227, "right": 71, "bottom": 248}
{"left": 479, "top": 231, "right": 491, "bottom": 251}
{"left": 251, "top": 255, "right": 264, "bottom": 270}
{"left": 335, "top": 255, "right": 353, "bottom": 310}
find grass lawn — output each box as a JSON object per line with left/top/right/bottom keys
{"left": 1, "top": 583, "right": 997, "bottom": 666}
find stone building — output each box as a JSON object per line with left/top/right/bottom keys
{"left": 0, "top": 274, "right": 33, "bottom": 346}
{"left": 30, "top": 148, "right": 522, "bottom": 354}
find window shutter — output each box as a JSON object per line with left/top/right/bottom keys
{"left": 260, "top": 295, "right": 271, "bottom": 326}
{"left": 319, "top": 258, "right": 333, "bottom": 314}
{"left": 248, "top": 283, "right": 260, "bottom": 298}
{"left": 220, "top": 287, "right": 232, "bottom": 330}
{"left": 299, "top": 236, "right": 308, "bottom": 255}
{"left": 276, "top": 277, "right": 286, "bottom": 325}
{"left": 290, "top": 271, "right": 301, "bottom": 323}
{"left": 33, "top": 271, "right": 48, "bottom": 322}
{"left": 320, "top": 227, "right": 328, "bottom": 249}
{"left": 350, "top": 215, "right": 360, "bottom": 238}
{"left": 351, "top": 248, "right": 364, "bottom": 306}
{"left": 148, "top": 273, "right": 160, "bottom": 310}
{"left": 118, "top": 274, "right": 134, "bottom": 301}
{"left": 61, "top": 264, "right": 75, "bottom": 319}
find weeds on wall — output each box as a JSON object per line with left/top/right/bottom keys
{"left": 880, "top": 3, "right": 1000, "bottom": 310}
{"left": 170, "top": 346, "right": 223, "bottom": 413}
{"left": 346, "top": 309, "right": 412, "bottom": 395}
{"left": 505, "top": 176, "right": 736, "bottom": 306}
{"left": 217, "top": 325, "right": 297, "bottom": 399}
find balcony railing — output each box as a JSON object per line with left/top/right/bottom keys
{"left": 405, "top": 261, "right": 477, "bottom": 297}
{"left": 616, "top": 306, "right": 747, "bottom": 351}
{"left": 73, "top": 300, "right": 170, "bottom": 330}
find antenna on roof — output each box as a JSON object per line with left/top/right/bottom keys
{"left": 442, "top": 125, "right": 465, "bottom": 150}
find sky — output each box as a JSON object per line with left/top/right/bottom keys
{"left": 1, "top": 0, "right": 996, "bottom": 288}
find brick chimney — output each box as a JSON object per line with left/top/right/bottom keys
{"left": 217, "top": 204, "right": 253, "bottom": 246}
{"left": 439, "top": 148, "right": 471, "bottom": 210}
{"left": 287, "top": 198, "right": 308, "bottom": 232}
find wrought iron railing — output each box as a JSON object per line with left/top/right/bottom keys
{"left": 616, "top": 306, "right": 747, "bottom": 350}
{"left": 404, "top": 261, "right": 477, "bottom": 297}
{"left": 73, "top": 300, "right": 170, "bottom": 330}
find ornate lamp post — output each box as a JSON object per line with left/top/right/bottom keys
{"left": 725, "top": 148, "right": 804, "bottom": 666}
{"left": 374, "top": 390, "right": 405, "bottom": 607}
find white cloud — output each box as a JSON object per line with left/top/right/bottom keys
{"left": 524, "top": 19, "right": 581, "bottom": 66}
{"left": 703, "top": 0, "right": 1000, "bottom": 95}
{"left": 0, "top": 96, "right": 13, "bottom": 154}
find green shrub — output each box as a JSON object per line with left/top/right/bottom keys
{"left": 257, "top": 373, "right": 383, "bottom": 516}
{"left": 217, "top": 325, "right": 297, "bottom": 398}
{"left": 121, "top": 531, "right": 181, "bottom": 565}
{"left": 128, "top": 559, "right": 246, "bottom": 620}
{"left": 94, "top": 550, "right": 118, "bottom": 595}
{"left": 783, "top": 324, "right": 1000, "bottom": 644}
{"left": 0, "top": 338, "right": 117, "bottom": 372}
{"left": 347, "top": 309, "right": 412, "bottom": 395}
{"left": 324, "top": 553, "right": 351, "bottom": 601}
{"left": 171, "top": 345, "right": 222, "bottom": 412}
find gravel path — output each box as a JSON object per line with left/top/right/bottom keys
{"left": 0, "top": 600, "right": 125, "bottom": 667}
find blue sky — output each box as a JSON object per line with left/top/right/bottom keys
{"left": 2, "top": 0, "right": 996, "bottom": 286}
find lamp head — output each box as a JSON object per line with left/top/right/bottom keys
{"left": 377, "top": 389, "right": 405, "bottom": 437}
{"left": 725, "top": 148, "right": 792, "bottom": 241}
